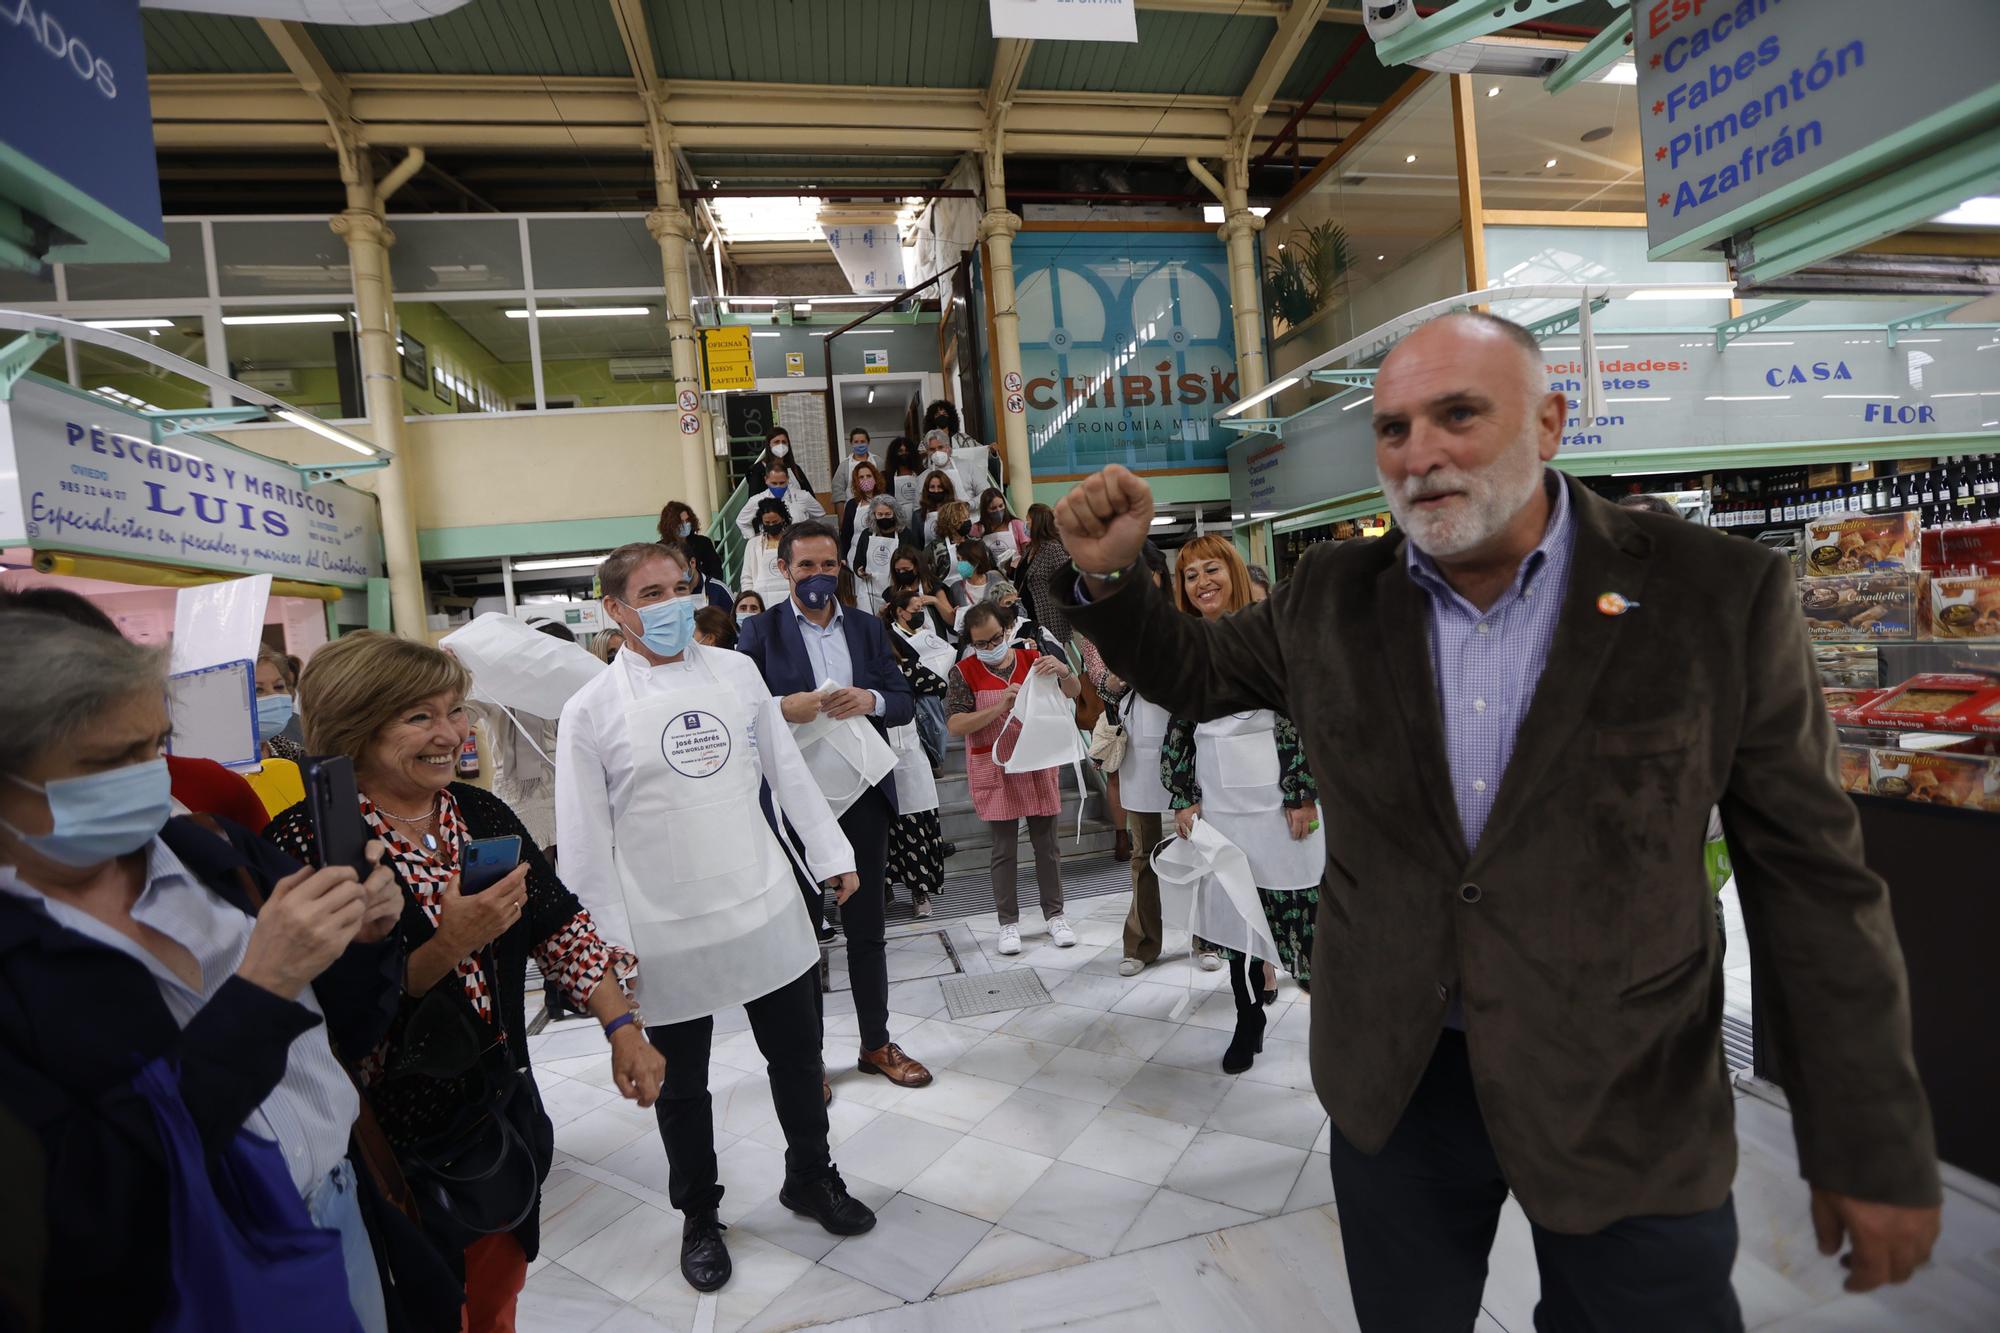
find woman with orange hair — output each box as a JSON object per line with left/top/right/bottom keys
{"left": 1160, "top": 536, "right": 1323, "bottom": 1075}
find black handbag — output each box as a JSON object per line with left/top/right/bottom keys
{"left": 378, "top": 965, "right": 555, "bottom": 1256}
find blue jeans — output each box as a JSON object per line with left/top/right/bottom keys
{"left": 305, "top": 1158, "right": 388, "bottom": 1333}
{"left": 913, "top": 694, "right": 948, "bottom": 766}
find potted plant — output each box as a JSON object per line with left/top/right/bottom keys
{"left": 1262, "top": 221, "right": 1352, "bottom": 330}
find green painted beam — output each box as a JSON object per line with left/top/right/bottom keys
{"left": 1714, "top": 299, "right": 1808, "bottom": 350}
{"left": 1029, "top": 472, "right": 1229, "bottom": 508}
{"left": 1372, "top": 0, "right": 1592, "bottom": 67}
{"left": 1307, "top": 369, "right": 1378, "bottom": 389}
{"left": 1526, "top": 297, "right": 1609, "bottom": 342}
{"left": 1885, "top": 302, "right": 1976, "bottom": 350}
{"left": 1542, "top": 7, "right": 1633, "bottom": 96}
{"left": 418, "top": 515, "right": 664, "bottom": 563}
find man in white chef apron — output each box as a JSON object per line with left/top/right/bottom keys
{"left": 556, "top": 541, "right": 878, "bottom": 1296}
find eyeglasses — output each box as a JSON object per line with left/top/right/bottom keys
{"left": 970, "top": 633, "right": 1006, "bottom": 651}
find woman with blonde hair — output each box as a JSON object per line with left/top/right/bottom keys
{"left": 1160, "top": 535, "right": 1322, "bottom": 1075}
{"left": 243, "top": 644, "right": 308, "bottom": 818}
{"left": 263, "top": 632, "right": 662, "bottom": 1333}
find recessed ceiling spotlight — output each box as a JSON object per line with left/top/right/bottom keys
{"left": 1486, "top": 86, "right": 1500, "bottom": 97}
{"left": 1376, "top": 254, "right": 1386, "bottom": 261}
{"left": 1405, "top": 154, "right": 1418, "bottom": 163}
{"left": 1545, "top": 158, "right": 1559, "bottom": 168}
{"left": 1580, "top": 125, "right": 1615, "bottom": 142}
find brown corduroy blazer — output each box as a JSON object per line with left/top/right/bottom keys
{"left": 1063, "top": 475, "right": 1940, "bottom": 1233}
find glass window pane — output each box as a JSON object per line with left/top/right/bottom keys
{"left": 214, "top": 221, "right": 353, "bottom": 297}
{"left": 222, "top": 305, "right": 363, "bottom": 420}
{"left": 1474, "top": 80, "right": 1646, "bottom": 214}
{"left": 0, "top": 262, "right": 56, "bottom": 304}
{"left": 1485, "top": 227, "right": 1730, "bottom": 329}
{"left": 528, "top": 217, "right": 662, "bottom": 291}
{"left": 394, "top": 300, "right": 527, "bottom": 415}
{"left": 74, "top": 315, "right": 214, "bottom": 411}
{"left": 532, "top": 296, "right": 675, "bottom": 409}
{"left": 30, "top": 338, "right": 67, "bottom": 384}
{"left": 62, "top": 222, "right": 209, "bottom": 301}
{"left": 389, "top": 218, "right": 525, "bottom": 294}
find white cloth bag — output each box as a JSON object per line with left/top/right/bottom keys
{"left": 791, "top": 681, "right": 900, "bottom": 815}
{"left": 443, "top": 612, "right": 606, "bottom": 719}
{"left": 887, "top": 721, "right": 939, "bottom": 813}
{"left": 1151, "top": 817, "right": 1281, "bottom": 964}
{"left": 997, "top": 667, "right": 1089, "bottom": 839}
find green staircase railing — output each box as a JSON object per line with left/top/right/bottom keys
{"left": 711, "top": 475, "right": 749, "bottom": 589}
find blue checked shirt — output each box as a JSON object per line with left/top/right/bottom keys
{"left": 1403, "top": 473, "right": 1576, "bottom": 850}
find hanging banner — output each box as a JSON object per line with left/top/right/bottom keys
{"left": 2, "top": 377, "right": 381, "bottom": 588}
{"left": 1634, "top": 0, "right": 2000, "bottom": 261}
{"left": 821, "top": 215, "right": 909, "bottom": 296}
{"left": 702, "top": 326, "right": 755, "bottom": 391}
{"left": 990, "top": 0, "right": 1136, "bottom": 43}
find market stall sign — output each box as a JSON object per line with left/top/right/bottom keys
{"left": 0, "top": 376, "right": 382, "bottom": 589}
{"left": 1232, "top": 326, "right": 2000, "bottom": 517}
{"left": 702, "top": 326, "right": 755, "bottom": 392}
{"left": 1634, "top": 0, "right": 2000, "bottom": 262}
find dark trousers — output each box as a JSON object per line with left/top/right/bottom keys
{"left": 645, "top": 967, "right": 830, "bottom": 1215}
{"left": 834, "top": 788, "right": 893, "bottom": 1051}
{"left": 1325, "top": 1030, "right": 1743, "bottom": 1333}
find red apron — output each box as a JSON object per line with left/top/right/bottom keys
{"left": 959, "top": 649, "right": 1062, "bottom": 822}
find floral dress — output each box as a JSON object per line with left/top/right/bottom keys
{"left": 1161, "top": 712, "right": 1320, "bottom": 983}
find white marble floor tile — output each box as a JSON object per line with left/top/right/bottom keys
{"left": 885, "top": 977, "right": 947, "bottom": 1018}
{"left": 969, "top": 1085, "right": 1105, "bottom": 1158}
{"left": 951, "top": 1005, "right": 1025, "bottom": 1032}
{"left": 1754, "top": 1262, "right": 2000, "bottom": 1333}
{"left": 827, "top": 1110, "right": 962, "bottom": 1189}
{"left": 999, "top": 1160, "right": 1159, "bottom": 1259}
{"left": 1182, "top": 987, "right": 1248, "bottom": 1032}
{"left": 715, "top": 1073, "right": 780, "bottom": 1138}
{"left": 531, "top": 1022, "right": 617, "bottom": 1064}
{"left": 732, "top": 1172, "right": 898, "bottom": 1263}
{"left": 821, "top": 1193, "right": 994, "bottom": 1302}
{"left": 895, "top": 1069, "right": 1019, "bottom": 1134}
{"left": 1475, "top": 1193, "right": 1540, "bottom": 1333}
{"left": 998, "top": 1001, "right": 1107, "bottom": 1047}
{"left": 949, "top": 1031, "right": 1065, "bottom": 1086}
{"left": 1046, "top": 971, "right": 1140, "bottom": 1012}
{"left": 1236, "top": 1036, "right": 1318, "bottom": 1091}
{"left": 595, "top": 1131, "right": 677, "bottom": 1200}
{"left": 1072, "top": 1011, "right": 1181, "bottom": 1063}
{"left": 1058, "top": 1105, "right": 1197, "bottom": 1186}
{"left": 905, "top": 1134, "right": 1058, "bottom": 1222}
{"left": 538, "top": 1053, "right": 622, "bottom": 1091}
{"left": 591, "top": 1305, "right": 690, "bottom": 1333}
{"left": 1071, "top": 917, "right": 1124, "bottom": 948}
{"left": 737, "top": 1261, "right": 902, "bottom": 1333}
{"left": 1024, "top": 1045, "right": 1145, "bottom": 1107}
{"left": 1110, "top": 980, "right": 1199, "bottom": 1022}
{"left": 540, "top": 1176, "right": 644, "bottom": 1260}
{"left": 1110, "top": 1061, "right": 1236, "bottom": 1128}
{"left": 560, "top": 1201, "right": 684, "bottom": 1301}
{"left": 536, "top": 1070, "right": 620, "bottom": 1128}
{"left": 1271, "top": 1000, "right": 1313, "bottom": 1046}
{"left": 935, "top": 1226, "right": 1090, "bottom": 1296}
{"left": 886, "top": 949, "right": 953, "bottom": 982}
{"left": 689, "top": 1231, "right": 815, "bottom": 1333}
{"left": 1206, "top": 1076, "right": 1329, "bottom": 1150}
{"left": 558, "top": 1101, "right": 660, "bottom": 1164}
{"left": 1017, "top": 941, "right": 1106, "bottom": 972}
{"left": 1165, "top": 1130, "right": 1310, "bottom": 1216}
{"left": 897, "top": 1016, "right": 992, "bottom": 1069}
{"left": 1113, "top": 1187, "right": 1262, "bottom": 1255}
{"left": 1147, "top": 1020, "right": 1236, "bottom": 1073}
{"left": 826, "top": 1067, "right": 914, "bottom": 1112}
{"left": 742, "top": 1093, "right": 879, "bottom": 1154}
{"left": 714, "top": 1136, "right": 791, "bottom": 1224}
{"left": 512, "top": 1261, "right": 631, "bottom": 1333}
{"left": 1283, "top": 1152, "right": 1336, "bottom": 1213}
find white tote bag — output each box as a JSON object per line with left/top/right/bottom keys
{"left": 790, "top": 683, "right": 900, "bottom": 815}
{"left": 442, "top": 612, "right": 606, "bottom": 719}
{"left": 1151, "top": 817, "right": 1281, "bottom": 965}
{"left": 996, "top": 669, "right": 1084, "bottom": 774}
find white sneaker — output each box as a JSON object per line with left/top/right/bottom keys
{"left": 1196, "top": 950, "right": 1223, "bottom": 972}
{"left": 998, "top": 924, "right": 1022, "bottom": 955}
{"left": 914, "top": 892, "right": 933, "bottom": 920}
{"left": 1117, "top": 957, "right": 1144, "bottom": 977}
{"left": 1048, "top": 915, "right": 1076, "bottom": 948}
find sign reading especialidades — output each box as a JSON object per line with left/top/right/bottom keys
{"left": 1633, "top": 0, "right": 2000, "bottom": 261}
{"left": 1230, "top": 325, "right": 2000, "bottom": 517}
{"left": 0, "top": 377, "right": 382, "bottom": 589}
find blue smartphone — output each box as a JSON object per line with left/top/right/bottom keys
{"left": 460, "top": 835, "right": 523, "bottom": 895}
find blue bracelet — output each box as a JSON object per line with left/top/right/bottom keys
{"left": 602, "top": 1011, "right": 640, "bottom": 1041}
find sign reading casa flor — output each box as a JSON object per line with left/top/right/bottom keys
{"left": 1002, "top": 231, "right": 1238, "bottom": 477}
{"left": 1633, "top": 0, "right": 2000, "bottom": 262}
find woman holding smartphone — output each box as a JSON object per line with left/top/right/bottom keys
{"left": 264, "top": 632, "right": 663, "bottom": 1333}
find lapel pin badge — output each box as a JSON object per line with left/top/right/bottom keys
{"left": 1596, "top": 591, "right": 1638, "bottom": 617}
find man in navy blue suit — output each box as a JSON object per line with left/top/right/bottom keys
{"left": 738, "top": 519, "right": 934, "bottom": 1091}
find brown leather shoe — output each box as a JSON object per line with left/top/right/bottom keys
{"left": 1113, "top": 829, "right": 1133, "bottom": 862}
{"left": 857, "top": 1042, "right": 933, "bottom": 1087}
{"left": 823, "top": 1075, "right": 833, "bottom": 1106}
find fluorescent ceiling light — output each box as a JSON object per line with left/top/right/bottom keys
{"left": 83, "top": 318, "right": 175, "bottom": 331}
{"left": 1705, "top": 394, "right": 1790, "bottom": 401}
{"left": 794, "top": 303, "right": 813, "bottom": 314}
{"left": 513, "top": 554, "right": 609, "bottom": 572}
{"left": 1232, "top": 512, "right": 1247, "bottom": 519}
{"left": 1149, "top": 515, "right": 1178, "bottom": 526}
{"left": 1250, "top": 511, "right": 1277, "bottom": 519}
{"left": 1201, "top": 204, "right": 1271, "bottom": 225}
{"left": 1932, "top": 195, "right": 2000, "bottom": 227}
{"left": 504, "top": 307, "right": 649, "bottom": 319}
{"left": 1342, "top": 394, "right": 1374, "bottom": 411}
{"left": 1727, "top": 340, "right": 1794, "bottom": 346}
{"left": 751, "top": 331, "right": 781, "bottom": 338}
{"left": 867, "top": 387, "right": 875, "bottom": 404}
{"left": 1595, "top": 60, "right": 1639, "bottom": 85}
{"left": 1219, "top": 375, "right": 1300, "bottom": 418}
{"left": 221, "top": 312, "right": 347, "bottom": 326}
{"left": 1826, "top": 394, "right": 1891, "bottom": 399}
{"left": 275, "top": 409, "right": 377, "bottom": 457}
{"left": 1629, "top": 286, "right": 1735, "bottom": 301}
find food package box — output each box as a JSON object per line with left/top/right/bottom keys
{"left": 1920, "top": 520, "right": 2000, "bottom": 573}
{"left": 1823, "top": 688, "right": 1886, "bottom": 723}
{"left": 1852, "top": 673, "right": 2000, "bottom": 734}
{"left": 1801, "top": 512, "right": 1919, "bottom": 576}
{"left": 1865, "top": 747, "right": 2000, "bottom": 811}
{"left": 1837, "top": 745, "right": 1874, "bottom": 793}
{"left": 1798, "top": 574, "right": 1918, "bottom": 641}
{"left": 1927, "top": 574, "right": 2000, "bottom": 640}
{"left": 1814, "top": 645, "right": 1879, "bottom": 688}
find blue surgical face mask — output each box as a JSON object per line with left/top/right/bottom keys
{"left": 1, "top": 759, "right": 174, "bottom": 868}
{"left": 255, "top": 692, "right": 295, "bottom": 743}
{"left": 622, "top": 594, "right": 698, "bottom": 657}
{"left": 795, "top": 573, "right": 840, "bottom": 609}
{"left": 676, "top": 521, "right": 692, "bottom": 538}
{"left": 974, "top": 641, "right": 1012, "bottom": 668}
{"left": 769, "top": 483, "right": 788, "bottom": 499}
{"left": 851, "top": 442, "right": 869, "bottom": 456}
{"left": 955, "top": 560, "right": 975, "bottom": 580}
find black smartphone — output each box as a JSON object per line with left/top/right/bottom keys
{"left": 302, "top": 754, "right": 372, "bottom": 878}
{"left": 460, "top": 835, "right": 523, "bottom": 895}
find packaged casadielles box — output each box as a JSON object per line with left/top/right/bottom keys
{"left": 1852, "top": 673, "right": 2000, "bottom": 734}
{"left": 1866, "top": 747, "right": 2000, "bottom": 811}
{"left": 1798, "top": 574, "right": 1918, "bottom": 641}
{"left": 1926, "top": 574, "right": 2000, "bottom": 641}
{"left": 1823, "top": 688, "right": 1886, "bottom": 724}
{"left": 1802, "top": 513, "right": 1919, "bottom": 577}
{"left": 1837, "top": 745, "right": 1875, "bottom": 794}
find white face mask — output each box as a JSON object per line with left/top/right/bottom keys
{"left": 929, "top": 450, "right": 951, "bottom": 469}
{"left": 770, "top": 443, "right": 789, "bottom": 458}
{"left": 974, "top": 641, "right": 1012, "bottom": 668}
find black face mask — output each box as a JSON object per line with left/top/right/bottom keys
{"left": 876, "top": 518, "right": 898, "bottom": 533}
{"left": 986, "top": 509, "right": 1006, "bottom": 523}
{"left": 762, "top": 524, "right": 783, "bottom": 537}
{"left": 892, "top": 567, "right": 917, "bottom": 584}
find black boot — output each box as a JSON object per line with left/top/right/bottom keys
{"left": 780, "top": 1169, "right": 878, "bottom": 1236}
{"left": 1222, "top": 955, "right": 1265, "bottom": 1075}
{"left": 680, "top": 1209, "right": 731, "bottom": 1292}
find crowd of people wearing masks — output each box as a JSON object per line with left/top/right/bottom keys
{"left": 0, "top": 338, "right": 1952, "bottom": 1333}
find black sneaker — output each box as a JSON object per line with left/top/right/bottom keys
{"left": 679, "top": 1209, "right": 731, "bottom": 1292}
{"left": 779, "top": 1171, "right": 877, "bottom": 1236}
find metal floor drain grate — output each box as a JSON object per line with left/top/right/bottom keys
{"left": 940, "top": 969, "right": 1051, "bottom": 1019}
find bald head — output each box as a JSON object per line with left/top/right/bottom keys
{"left": 1382, "top": 311, "right": 1546, "bottom": 403}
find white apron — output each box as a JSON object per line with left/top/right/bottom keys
{"left": 898, "top": 625, "right": 959, "bottom": 684}
{"left": 1120, "top": 691, "right": 1173, "bottom": 815}
{"left": 892, "top": 474, "right": 922, "bottom": 525}
{"left": 854, "top": 534, "right": 899, "bottom": 615}
{"left": 792, "top": 699, "right": 900, "bottom": 816}
{"left": 609, "top": 654, "right": 819, "bottom": 1026}
{"left": 981, "top": 525, "right": 1019, "bottom": 568}
{"left": 887, "top": 721, "right": 939, "bottom": 813}
{"left": 1193, "top": 710, "right": 1324, "bottom": 891}
{"left": 953, "top": 444, "right": 994, "bottom": 502}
